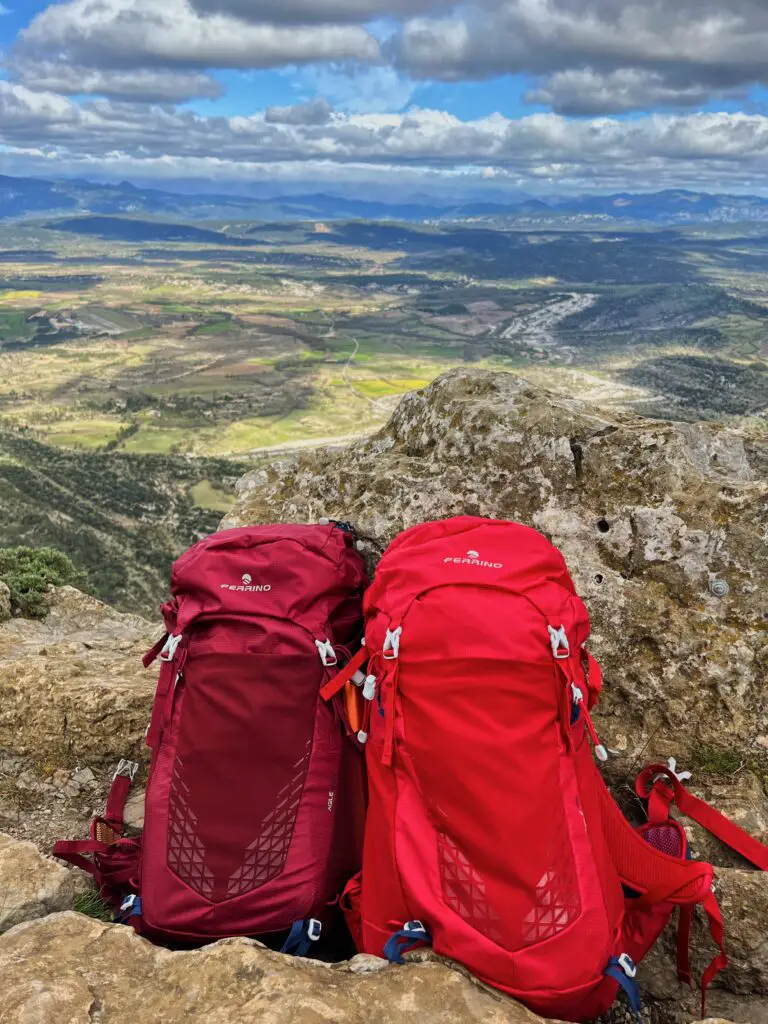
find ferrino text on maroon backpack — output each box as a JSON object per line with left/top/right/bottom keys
{"left": 324, "top": 516, "right": 768, "bottom": 1022}
{"left": 54, "top": 523, "right": 368, "bottom": 954}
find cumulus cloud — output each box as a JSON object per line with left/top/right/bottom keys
{"left": 394, "top": 0, "right": 768, "bottom": 98}
{"left": 1, "top": 82, "right": 768, "bottom": 191}
{"left": 265, "top": 98, "right": 334, "bottom": 125}
{"left": 525, "top": 69, "right": 745, "bottom": 116}
{"left": 20, "top": 0, "right": 381, "bottom": 70}
{"left": 189, "top": 0, "right": 442, "bottom": 23}
{"left": 11, "top": 61, "right": 224, "bottom": 103}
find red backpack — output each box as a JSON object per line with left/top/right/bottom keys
{"left": 324, "top": 516, "right": 768, "bottom": 1021}
{"left": 55, "top": 523, "right": 368, "bottom": 953}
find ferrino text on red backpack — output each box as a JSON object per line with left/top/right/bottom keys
{"left": 54, "top": 523, "right": 368, "bottom": 954}
{"left": 323, "top": 516, "right": 768, "bottom": 1022}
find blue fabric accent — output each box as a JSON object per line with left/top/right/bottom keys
{"left": 570, "top": 703, "right": 581, "bottom": 725}
{"left": 606, "top": 957, "right": 642, "bottom": 1020}
{"left": 116, "top": 896, "right": 142, "bottom": 923}
{"left": 281, "top": 920, "right": 320, "bottom": 958}
{"left": 383, "top": 921, "right": 432, "bottom": 964}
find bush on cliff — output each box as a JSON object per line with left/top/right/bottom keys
{"left": 0, "top": 546, "right": 88, "bottom": 619}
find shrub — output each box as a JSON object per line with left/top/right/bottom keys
{"left": 0, "top": 546, "right": 88, "bottom": 619}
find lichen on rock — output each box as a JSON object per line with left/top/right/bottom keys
{"left": 225, "top": 368, "right": 768, "bottom": 776}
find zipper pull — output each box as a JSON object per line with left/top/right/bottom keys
{"left": 570, "top": 683, "right": 608, "bottom": 762}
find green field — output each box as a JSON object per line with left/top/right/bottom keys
{"left": 0, "top": 214, "right": 765, "bottom": 613}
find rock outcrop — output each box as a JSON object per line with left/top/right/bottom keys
{"left": 0, "top": 586, "right": 157, "bottom": 769}
{"left": 0, "top": 833, "right": 88, "bottom": 933}
{"left": 226, "top": 368, "right": 768, "bottom": 775}
{"left": 0, "top": 581, "right": 10, "bottom": 623}
{"left": 0, "top": 913, "right": 556, "bottom": 1024}
{"left": 0, "top": 368, "right": 766, "bottom": 1024}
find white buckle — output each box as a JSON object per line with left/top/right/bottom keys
{"left": 160, "top": 634, "right": 183, "bottom": 662}
{"left": 383, "top": 627, "right": 402, "bottom": 661}
{"left": 308, "top": 919, "right": 322, "bottom": 942}
{"left": 315, "top": 640, "right": 338, "bottom": 667}
{"left": 666, "top": 757, "right": 692, "bottom": 783}
{"left": 351, "top": 671, "right": 366, "bottom": 687}
{"left": 120, "top": 894, "right": 137, "bottom": 913}
{"left": 357, "top": 730, "right": 369, "bottom": 744}
{"left": 113, "top": 759, "right": 139, "bottom": 782}
{"left": 571, "top": 683, "right": 584, "bottom": 704}
{"left": 618, "top": 953, "right": 637, "bottom": 979}
{"left": 362, "top": 675, "right": 377, "bottom": 701}
{"left": 405, "top": 920, "right": 426, "bottom": 935}
{"left": 549, "top": 626, "right": 570, "bottom": 660}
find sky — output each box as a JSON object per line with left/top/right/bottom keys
{"left": 1, "top": 0, "right": 768, "bottom": 196}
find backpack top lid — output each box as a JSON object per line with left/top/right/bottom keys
{"left": 164, "top": 523, "right": 367, "bottom": 634}
{"left": 366, "top": 516, "right": 579, "bottom": 622}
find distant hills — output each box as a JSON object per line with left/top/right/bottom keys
{"left": 2, "top": 173, "right": 768, "bottom": 225}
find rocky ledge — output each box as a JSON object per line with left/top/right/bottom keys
{"left": 0, "top": 368, "right": 765, "bottom": 1024}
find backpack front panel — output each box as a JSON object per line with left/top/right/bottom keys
{"left": 359, "top": 518, "right": 626, "bottom": 1016}
{"left": 140, "top": 525, "right": 366, "bottom": 940}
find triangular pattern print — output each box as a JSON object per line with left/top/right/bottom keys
{"left": 167, "top": 757, "right": 215, "bottom": 898}
{"left": 522, "top": 825, "right": 581, "bottom": 945}
{"left": 438, "top": 832, "right": 504, "bottom": 943}
{"left": 227, "top": 740, "right": 313, "bottom": 897}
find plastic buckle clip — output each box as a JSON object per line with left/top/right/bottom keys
{"left": 548, "top": 625, "right": 570, "bottom": 660}
{"left": 618, "top": 953, "right": 638, "bottom": 979}
{"left": 405, "top": 920, "right": 427, "bottom": 935}
{"left": 113, "top": 759, "right": 139, "bottom": 782}
{"left": 383, "top": 627, "right": 402, "bottom": 661}
{"left": 160, "top": 634, "right": 183, "bottom": 663}
{"left": 307, "top": 919, "right": 322, "bottom": 942}
{"left": 315, "top": 640, "right": 338, "bottom": 668}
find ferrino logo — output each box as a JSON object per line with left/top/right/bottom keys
{"left": 444, "top": 548, "right": 504, "bottom": 569}
{"left": 220, "top": 572, "right": 272, "bottom": 593}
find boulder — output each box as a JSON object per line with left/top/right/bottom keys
{"left": 0, "top": 912, "right": 557, "bottom": 1024}
{"left": 225, "top": 368, "right": 768, "bottom": 772}
{"left": 0, "top": 586, "right": 158, "bottom": 770}
{"left": 0, "top": 833, "right": 88, "bottom": 933}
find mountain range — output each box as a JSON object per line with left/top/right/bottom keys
{"left": 2, "top": 174, "right": 768, "bottom": 225}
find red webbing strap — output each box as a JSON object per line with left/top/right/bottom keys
{"left": 583, "top": 649, "right": 603, "bottom": 708}
{"left": 143, "top": 633, "right": 169, "bottom": 669}
{"left": 637, "top": 765, "right": 768, "bottom": 871}
{"left": 648, "top": 779, "right": 674, "bottom": 825}
{"left": 145, "top": 651, "right": 184, "bottom": 749}
{"left": 701, "top": 891, "right": 729, "bottom": 1017}
{"left": 102, "top": 774, "right": 132, "bottom": 833}
{"left": 677, "top": 905, "right": 694, "bottom": 987}
{"left": 52, "top": 838, "right": 109, "bottom": 878}
{"left": 320, "top": 645, "right": 367, "bottom": 701}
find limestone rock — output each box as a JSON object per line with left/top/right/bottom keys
{"left": 0, "top": 586, "right": 158, "bottom": 769}
{"left": 0, "top": 833, "right": 88, "bottom": 933}
{"left": 225, "top": 369, "right": 768, "bottom": 770}
{"left": 0, "top": 912, "right": 557, "bottom": 1024}
{"left": 0, "top": 581, "right": 10, "bottom": 623}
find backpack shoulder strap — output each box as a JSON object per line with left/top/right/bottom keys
{"left": 636, "top": 764, "right": 768, "bottom": 871}
{"left": 596, "top": 766, "right": 714, "bottom": 905}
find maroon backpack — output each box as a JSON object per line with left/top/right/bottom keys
{"left": 55, "top": 523, "right": 368, "bottom": 952}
